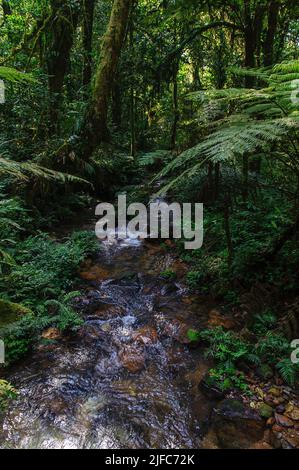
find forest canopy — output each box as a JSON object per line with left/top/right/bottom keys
{"left": 0, "top": 0, "right": 299, "bottom": 450}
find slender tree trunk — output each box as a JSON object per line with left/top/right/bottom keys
{"left": 208, "top": 162, "right": 214, "bottom": 201}
{"left": 47, "top": 0, "right": 80, "bottom": 132}
{"left": 2, "top": 0, "right": 12, "bottom": 17}
{"left": 170, "top": 65, "right": 179, "bottom": 150}
{"left": 263, "top": 0, "right": 280, "bottom": 66}
{"left": 215, "top": 162, "right": 220, "bottom": 200}
{"left": 224, "top": 198, "right": 233, "bottom": 272}
{"left": 253, "top": 4, "right": 266, "bottom": 66}
{"left": 129, "top": 14, "right": 136, "bottom": 158}
{"left": 111, "top": 77, "right": 122, "bottom": 128}
{"left": 242, "top": 153, "right": 249, "bottom": 202}
{"left": 82, "top": 0, "right": 95, "bottom": 87}
{"left": 83, "top": 0, "right": 132, "bottom": 156}
{"left": 244, "top": 0, "right": 255, "bottom": 88}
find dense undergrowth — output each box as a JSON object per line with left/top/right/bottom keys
{"left": 0, "top": 188, "right": 99, "bottom": 373}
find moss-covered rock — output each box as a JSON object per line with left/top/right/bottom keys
{"left": 257, "top": 364, "right": 274, "bottom": 380}
{"left": 0, "top": 299, "right": 32, "bottom": 328}
{"left": 258, "top": 403, "right": 274, "bottom": 419}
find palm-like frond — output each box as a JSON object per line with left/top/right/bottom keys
{"left": 0, "top": 67, "right": 36, "bottom": 84}
{"left": 156, "top": 60, "right": 299, "bottom": 194}
{"left": 0, "top": 156, "right": 92, "bottom": 187}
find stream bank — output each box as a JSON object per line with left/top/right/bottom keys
{"left": 0, "top": 216, "right": 299, "bottom": 449}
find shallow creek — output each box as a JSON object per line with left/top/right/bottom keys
{"left": 0, "top": 228, "right": 220, "bottom": 449}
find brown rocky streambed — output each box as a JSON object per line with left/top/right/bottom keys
{"left": 1, "top": 226, "right": 299, "bottom": 449}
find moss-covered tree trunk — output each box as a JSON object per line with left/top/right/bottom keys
{"left": 263, "top": 1, "right": 280, "bottom": 66}
{"left": 46, "top": 0, "right": 80, "bottom": 132}
{"left": 82, "top": 0, "right": 96, "bottom": 87}
{"left": 83, "top": 0, "right": 132, "bottom": 156}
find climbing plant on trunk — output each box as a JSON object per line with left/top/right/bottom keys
{"left": 82, "top": 0, "right": 132, "bottom": 157}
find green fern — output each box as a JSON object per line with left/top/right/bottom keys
{"left": 156, "top": 60, "right": 299, "bottom": 194}
{"left": 0, "top": 66, "right": 36, "bottom": 84}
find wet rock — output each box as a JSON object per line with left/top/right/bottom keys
{"left": 281, "top": 429, "right": 299, "bottom": 448}
{"left": 250, "top": 441, "right": 273, "bottom": 449}
{"left": 211, "top": 399, "right": 265, "bottom": 449}
{"left": 79, "top": 323, "right": 106, "bottom": 342}
{"left": 201, "top": 430, "right": 219, "bottom": 449}
{"left": 275, "top": 413, "right": 294, "bottom": 428}
{"left": 199, "top": 374, "right": 226, "bottom": 401}
{"left": 256, "top": 364, "right": 274, "bottom": 381}
{"left": 161, "top": 319, "right": 192, "bottom": 344}
{"left": 266, "top": 417, "right": 275, "bottom": 427}
{"left": 208, "top": 310, "right": 236, "bottom": 330}
{"left": 269, "top": 386, "right": 281, "bottom": 398}
{"left": 80, "top": 265, "right": 111, "bottom": 281}
{"left": 41, "top": 328, "right": 62, "bottom": 340}
{"left": 93, "top": 304, "right": 126, "bottom": 320}
{"left": 119, "top": 345, "right": 145, "bottom": 373}
{"left": 258, "top": 403, "right": 274, "bottom": 419}
{"left": 48, "top": 397, "right": 69, "bottom": 415}
{"left": 169, "top": 260, "right": 188, "bottom": 279}
{"left": 276, "top": 405, "right": 286, "bottom": 414}
{"left": 132, "top": 326, "right": 158, "bottom": 345}
{"left": 111, "top": 271, "right": 139, "bottom": 285}
{"left": 185, "top": 363, "right": 210, "bottom": 390}
{"left": 285, "top": 403, "right": 299, "bottom": 421}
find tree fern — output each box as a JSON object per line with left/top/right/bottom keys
{"left": 156, "top": 60, "right": 299, "bottom": 194}
{"left": 0, "top": 156, "right": 92, "bottom": 187}
{"left": 0, "top": 67, "right": 36, "bottom": 84}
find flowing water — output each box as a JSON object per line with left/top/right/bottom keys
{"left": 0, "top": 227, "right": 217, "bottom": 449}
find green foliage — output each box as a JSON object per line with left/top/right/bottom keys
{"left": 187, "top": 328, "right": 200, "bottom": 342}
{"left": 207, "top": 365, "right": 249, "bottom": 393}
{"left": 155, "top": 60, "right": 299, "bottom": 194}
{"left": 200, "top": 327, "right": 251, "bottom": 368}
{"left": 2, "top": 231, "right": 98, "bottom": 304}
{"left": 276, "top": 359, "right": 299, "bottom": 388}
{"left": 160, "top": 269, "right": 177, "bottom": 280}
{"left": 251, "top": 311, "right": 277, "bottom": 336}
{"left": 0, "top": 380, "right": 17, "bottom": 412}
{"left": 0, "top": 231, "right": 98, "bottom": 365}
{"left": 200, "top": 326, "right": 299, "bottom": 388}
{"left": 139, "top": 150, "right": 171, "bottom": 168}
{"left": 256, "top": 332, "right": 290, "bottom": 365}
{"left": 0, "top": 67, "right": 36, "bottom": 84}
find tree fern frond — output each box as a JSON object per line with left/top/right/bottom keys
{"left": 0, "top": 156, "right": 92, "bottom": 187}
{"left": 272, "top": 60, "right": 299, "bottom": 74}
{"left": 0, "top": 67, "right": 36, "bottom": 84}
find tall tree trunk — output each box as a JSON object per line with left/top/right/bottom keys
{"left": 242, "top": 153, "right": 249, "bottom": 202}
{"left": 253, "top": 4, "right": 266, "bottom": 66}
{"left": 129, "top": 14, "right": 136, "bottom": 158}
{"left": 244, "top": 0, "right": 255, "bottom": 88}
{"left": 223, "top": 197, "right": 233, "bottom": 272}
{"left": 83, "top": 0, "right": 132, "bottom": 156}
{"left": 47, "top": 0, "right": 80, "bottom": 132}
{"left": 82, "top": 0, "right": 95, "bottom": 87}
{"left": 111, "top": 77, "right": 122, "bottom": 127}
{"left": 263, "top": 0, "right": 280, "bottom": 66}
{"left": 170, "top": 65, "right": 179, "bottom": 150}
{"left": 2, "top": 0, "right": 11, "bottom": 17}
